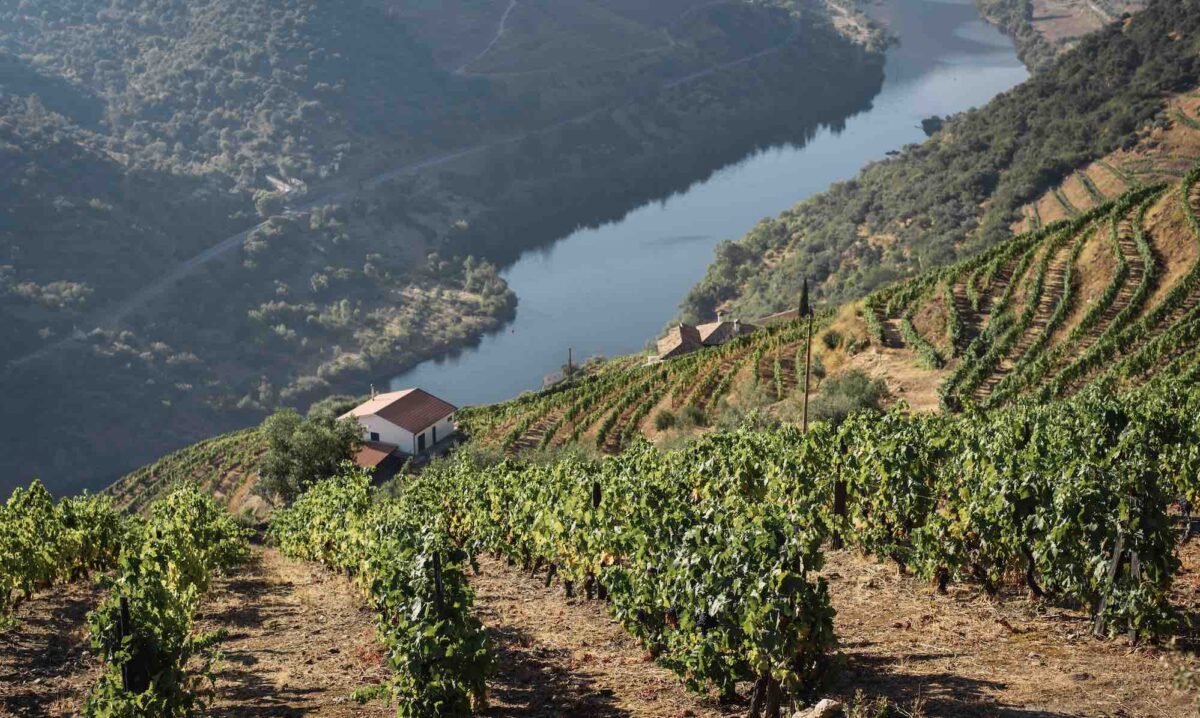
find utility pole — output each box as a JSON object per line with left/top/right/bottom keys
{"left": 799, "top": 278, "right": 814, "bottom": 433}
{"left": 567, "top": 347, "right": 574, "bottom": 380}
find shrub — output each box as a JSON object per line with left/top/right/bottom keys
{"left": 807, "top": 370, "right": 887, "bottom": 426}
{"left": 255, "top": 409, "right": 362, "bottom": 503}
{"left": 654, "top": 409, "right": 677, "bottom": 431}
{"left": 679, "top": 404, "right": 706, "bottom": 428}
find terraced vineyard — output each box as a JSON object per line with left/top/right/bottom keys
{"left": 877, "top": 165, "right": 1200, "bottom": 411}
{"left": 457, "top": 310, "right": 833, "bottom": 455}
{"left": 103, "top": 428, "right": 267, "bottom": 516}
{"left": 461, "top": 164, "right": 1200, "bottom": 452}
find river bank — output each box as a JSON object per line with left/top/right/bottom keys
{"left": 387, "top": 0, "right": 1028, "bottom": 408}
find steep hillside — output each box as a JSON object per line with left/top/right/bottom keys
{"left": 682, "top": 0, "right": 1200, "bottom": 321}
{"left": 103, "top": 428, "right": 267, "bottom": 518}
{"left": 1, "top": 0, "right": 886, "bottom": 494}
{"left": 864, "top": 164, "right": 1200, "bottom": 410}
{"left": 97, "top": 382, "right": 1200, "bottom": 715}
{"left": 455, "top": 161, "right": 1200, "bottom": 453}
{"left": 977, "top": 0, "right": 1147, "bottom": 71}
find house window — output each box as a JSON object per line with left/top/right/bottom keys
{"left": 370, "top": 432, "right": 380, "bottom": 442}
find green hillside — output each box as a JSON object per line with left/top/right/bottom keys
{"left": 682, "top": 0, "right": 1200, "bottom": 319}
{"left": 0, "top": 0, "right": 885, "bottom": 495}
{"left": 455, "top": 162, "right": 1200, "bottom": 455}
{"left": 86, "top": 373, "right": 1200, "bottom": 714}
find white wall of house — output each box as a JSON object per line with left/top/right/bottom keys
{"left": 353, "top": 414, "right": 415, "bottom": 451}
{"left": 415, "top": 415, "right": 456, "bottom": 451}
{"left": 352, "top": 414, "right": 455, "bottom": 455}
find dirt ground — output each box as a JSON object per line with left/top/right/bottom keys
{"left": 846, "top": 343, "right": 946, "bottom": 413}
{"left": 0, "top": 582, "right": 103, "bottom": 717}
{"left": 471, "top": 553, "right": 741, "bottom": 718}
{"left": 196, "top": 546, "right": 394, "bottom": 717}
{"left": 4, "top": 541, "right": 1197, "bottom": 717}
{"left": 821, "top": 546, "right": 1198, "bottom": 717}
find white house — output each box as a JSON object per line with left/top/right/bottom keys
{"left": 339, "top": 389, "right": 457, "bottom": 469}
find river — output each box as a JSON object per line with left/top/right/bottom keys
{"left": 390, "top": 0, "right": 1028, "bottom": 407}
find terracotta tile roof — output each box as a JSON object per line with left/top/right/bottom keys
{"left": 354, "top": 441, "right": 399, "bottom": 469}
{"left": 340, "top": 388, "right": 457, "bottom": 433}
{"left": 656, "top": 323, "right": 703, "bottom": 359}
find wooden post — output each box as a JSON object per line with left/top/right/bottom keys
{"left": 118, "top": 595, "right": 131, "bottom": 692}
{"left": 798, "top": 277, "right": 813, "bottom": 433}
{"left": 1093, "top": 530, "right": 1125, "bottom": 637}
{"left": 802, "top": 312, "right": 813, "bottom": 433}
{"left": 432, "top": 552, "right": 445, "bottom": 614}
{"left": 1128, "top": 550, "right": 1141, "bottom": 643}
{"left": 832, "top": 466, "right": 847, "bottom": 549}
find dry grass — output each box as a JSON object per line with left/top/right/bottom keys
{"left": 1046, "top": 225, "right": 1114, "bottom": 346}
{"left": 1142, "top": 192, "right": 1200, "bottom": 315}
{"left": 1030, "top": 0, "right": 1113, "bottom": 46}
{"left": 912, "top": 293, "right": 950, "bottom": 354}
{"left": 844, "top": 344, "right": 945, "bottom": 414}
{"left": 1062, "top": 174, "right": 1097, "bottom": 216}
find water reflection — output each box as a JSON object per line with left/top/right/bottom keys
{"left": 391, "top": 0, "right": 1028, "bottom": 407}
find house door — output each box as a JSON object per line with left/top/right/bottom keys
{"left": 432, "top": 426, "right": 437, "bottom": 445}
{"left": 417, "top": 432, "right": 426, "bottom": 453}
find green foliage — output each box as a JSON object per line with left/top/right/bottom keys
{"left": 807, "top": 370, "right": 887, "bottom": 426}
{"left": 942, "top": 283, "right": 963, "bottom": 354}
{"left": 0, "top": 482, "right": 125, "bottom": 623}
{"left": 1048, "top": 168, "right": 1200, "bottom": 398}
{"left": 307, "top": 394, "right": 367, "bottom": 421}
{"left": 439, "top": 381, "right": 1191, "bottom": 705}
{"left": 107, "top": 429, "right": 266, "bottom": 513}
{"left": 821, "top": 330, "right": 842, "bottom": 351}
{"left": 269, "top": 471, "right": 491, "bottom": 716}
{"left": 862, "top": 302, "right": 885, "bottom": 345}
{"left": 679, "top": 404, "right": 707, "bottom": 428}
{"left": 439, "top": 437, "right": 838, "bottom": 704}
{"left": 256, "top": 409, "right": 361, "bottom": 503}
{"left": 254, "top": 192, "right": 286, "bottom": 220}
{"left": 654, "top": 409, "right": 678, "bottom": 431}
{"left": 85, "top": 485, "right": 249, "bottom": 717}
{"left": 683, "top": 0, "right": 1200, "bottom": 318}
{"left": 986, "top": 186, "right": 1164, "bottom": 407}
{"left": 899, "top": 314, "right": 945, "bottom": 369}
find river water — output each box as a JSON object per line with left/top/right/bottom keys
{"left": 390, "top": 0, "right": 1028, "bottom": 407}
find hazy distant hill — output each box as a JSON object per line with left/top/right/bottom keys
{"left": 0, "top": 0, "right": 885, "bottom": 494}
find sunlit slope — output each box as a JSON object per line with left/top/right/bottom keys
{"left": 865, "top": 164, "right": 1200, "bottom": 411}
{"left": 104, "top": 429, "right": 267, "bottom": 517}
{"left": 112, "top": 160, "right": 1200, "bottom": 488}
{"left": 461, "top": 163, "right": 1200, "bottom": 453}
{"left": 682, "top": 0, "right": 1200, "bottom": 320}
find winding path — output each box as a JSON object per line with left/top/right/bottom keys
{"left": 457, "top": 0, "right": 519, "bottom": 75}
{"left": 197, "top": 546, "right": 392, "bottom": 717}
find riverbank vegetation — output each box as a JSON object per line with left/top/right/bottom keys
{"left": 683, "top": 0, "right": 1200, "bottom": 321}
